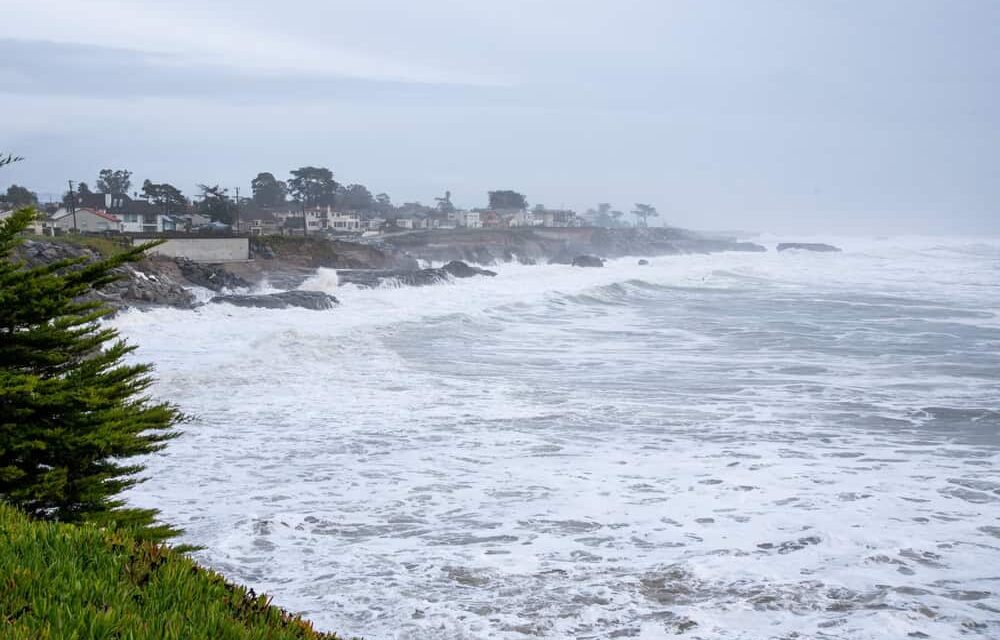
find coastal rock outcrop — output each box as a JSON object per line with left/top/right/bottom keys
{"left": 210, "top": 290, "right": 339, "bottom": 310}
{"left": 776, "top": 243, "right": 841, "bottom": 252}
{"left": 101, "top": 267, "right": 197, "bottom": 309}
{"left": 176, "top": 259, "right": 251, "bottom": 291}
{"left": 15, "top": 239, "right": 197, "bottom": 310}
{"left": 441, "top": 260, "right": 497, "bottom": 279}
{"left": 337, "top": 260, "right": 496, "bottom": 289}
{"left": 388, "top": 227, "right": 768, "bottom": 266}
{"left": 571, "top": 255, "right": 605, "bottom": 268}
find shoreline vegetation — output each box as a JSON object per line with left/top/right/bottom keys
{"left": 0, "top": 503, "right": 346, "bottom": 640}
{"left": 0, "top": 206, "right": 352, "bottom": 638}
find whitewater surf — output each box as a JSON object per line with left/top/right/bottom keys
{"left": 115, "top": 237, "right": 1000, "bottom": 639}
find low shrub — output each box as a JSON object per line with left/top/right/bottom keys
{"left": 0, "top": 502, "right": 347, "bottom": 639}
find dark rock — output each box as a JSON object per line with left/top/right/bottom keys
{"left": 338, "top": 261, "right": 496, "bottom": 289}
{"left": 177, "top": 258, "right": 251, "bottom": 292}
{"left": 776, "top": 242, "right": 841, "bottom": 252}
{"left": 547, "top": 250, "right": 577, "bottom": 265}
{"left": 731, "top": 242, "right": 768, "bottom": 252}
{"left": 571, "top": 255, "right": 605, "bottom": 268}
{"left": 16, "top": 239, "right": 197, "bottom": 310}
{"left": 210, "top": 290, "right": 338, "bottom": 310}
{"left": 441, "top": 260, "right": 497, "bottom": 279}
{"left": 638, "top": 259, "right": 650, "bottom": 265}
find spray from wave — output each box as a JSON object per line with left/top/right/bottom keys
{"left": 297, "top": 268, "right": 340, "bottom": 294}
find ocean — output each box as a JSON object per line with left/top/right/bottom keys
{"left": 115, "top": 236, "right": 1000, "bottom": 639}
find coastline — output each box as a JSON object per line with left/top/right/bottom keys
{"left": 18, "top": 226, "right": 768, "bottom": 311}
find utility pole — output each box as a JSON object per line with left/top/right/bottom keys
{"left": 234, "top": 186, "right": 241, "bottom": 235}
{"left": 67, "top": 180, "right": 78, "bottom": 232}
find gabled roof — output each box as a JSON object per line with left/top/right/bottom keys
{"left": 51, "top": 207, "right": 120, "bottom": 223}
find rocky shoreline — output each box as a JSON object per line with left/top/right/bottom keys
{"left": 15, "top": 227, "right": 775, "bottom": 311}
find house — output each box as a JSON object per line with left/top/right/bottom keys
{"left": 305, "top": 208, "right": 327, "bottom": 233}
{"left": 173, "top": 212, "right": 212, "bottom": 231}
{"left": 456, "top": 210, "right": 481, "bottom": 229}
{"left": 327, "top": 211, "right": 362, "bottom": 233}
{"left": 73, "top": 193, "right": 177, "bottom": 234}
{"left": 394, "top": 218, "right": 414, "bottom": 229}
{"left": 479, "top": 211, "right": 506, "bottom": 229}
{"left": 278, "top": 205, "right": 346, "bottom": 234}
{"left": 534, "top": 208, "right": 579, "bottom": 228}
{"left": 239, "top": 210, "right": 282, "bottom": 236}
{"left": 48, "top": 207, "right": 121, "bottom": 233}
{"left": 508, "top": 210, "right": 539, "bottom": 227}
{"left": 119, "top": 203, "right": 174, "bottom": 233}
{"left": 427, "top": 212, "right": 456, "bottom": 230}
{"left": 77, "top": 193, "right": 128, "bottom": 212}
{"left": 363, "top": 217, "right": 385, "bottom": 232}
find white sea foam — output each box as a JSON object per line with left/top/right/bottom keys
{"left": 298, "top": 267, "right": 340, "bottom": 294}
{"left": 116, "top": 237, "right": 1000, "bottom": 639}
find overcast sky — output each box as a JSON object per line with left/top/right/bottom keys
{"left": 1, "top": 0, "right": 997, "bottom": 233}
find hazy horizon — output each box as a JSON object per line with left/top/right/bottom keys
{"left": 2, "top": 0, "right": 998, "bottom": 235}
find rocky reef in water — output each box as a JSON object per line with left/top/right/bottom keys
{"left": 210, "top": 290, "right": 338, "bottom": 310}
{"left": 380, "top": 226, "right": 767, "bottom": 266}
{"left": 337, "top": 260, "right": 496, "bottom": 288}
{"left": 776, "top": 242, "right": 842, "bottom": 252}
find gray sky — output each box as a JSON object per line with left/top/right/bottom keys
{"left": 2, "top": 0, "right": 998, "bottom": 233}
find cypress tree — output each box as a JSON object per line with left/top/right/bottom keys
{"left": 0, "top": 207, "right": 181, "bottom": 541}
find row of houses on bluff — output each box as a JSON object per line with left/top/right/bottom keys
{"left": 4, "top": 192, "right": 586, "bottom": 237}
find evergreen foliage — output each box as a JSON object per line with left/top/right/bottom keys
{"left": 0, "top": 207, "right": 180, "bottom": 542}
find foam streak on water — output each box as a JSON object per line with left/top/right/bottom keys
{"left": 116, "top": 237, "right": 1000, "bottom": 639}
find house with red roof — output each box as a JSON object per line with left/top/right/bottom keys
{"left": 49, "top": 207, "right": 121, "bottom": 233}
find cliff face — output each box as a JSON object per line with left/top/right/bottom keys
{"left": 16, "top": 239, "right": 198, "bottom": 310}
{"left": 381, "top": 227, "right": 765, "bottom": 265}
{"left": 13, "top": 236, "right": 414, "bottom": 309}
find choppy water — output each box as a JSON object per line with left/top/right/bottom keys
{"left": 116, "top": 236, "right": 1000, "bottom": 639}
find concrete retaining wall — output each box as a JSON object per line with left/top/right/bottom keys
{"left": 146, "top": 237, "right": 249, "bottom": 262}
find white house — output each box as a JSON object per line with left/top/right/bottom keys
{"left": 119, "top": 211, "right": 174, "bottom": 234}
{"left": 304, "top": 209, "right": 326, "bottom": 233}
{"left": 508, "top": 210, "right": 539, "bottom": 227}
{"left": 49, "top": 207, "right": 121, "bottom": 233}
{"left": 456, "top": 210, "right": 481, "bottom": 229}
{"left": 394, "top": 218, "right": 414, "bottom": 229}
{"left": 327, "top": 211, "right": 362, "bottom": 233}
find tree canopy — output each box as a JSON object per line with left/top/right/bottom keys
{"left": 336, "top": 183, "right": 375, "bottom": 212}
{"left": 251, "top": 172, "right": 287, "bottom": 208}
{"left": 0, "top": 208, "right": 181, "bottom": 542}
{"left": 374, "top": 192, "right": 393, "bottom": 215}
{"left": 435, "top": 190, "right": 456, "bottom": 214}
{"left": 196, "top": 184, "right": 237, "bottom": 224}
{"left": 488, "top": 190, "right": 528, "bottom": 211}
{"left": 287, "top": 167, "right": 338, "bottom": 207}
{"left": 96, "top": 169, "right": 133, "bottom": 196}
{"left": 142, "top": 180, "right": 188, "bottom": 214}
{"left": 4, "top": 185, "right": 37, "bottom": 207}
{"left": 632, "top": 203, "right": 659, "bottom": 227}
{"left": 61, "top": 182, "right": 93, "bottom": 209}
